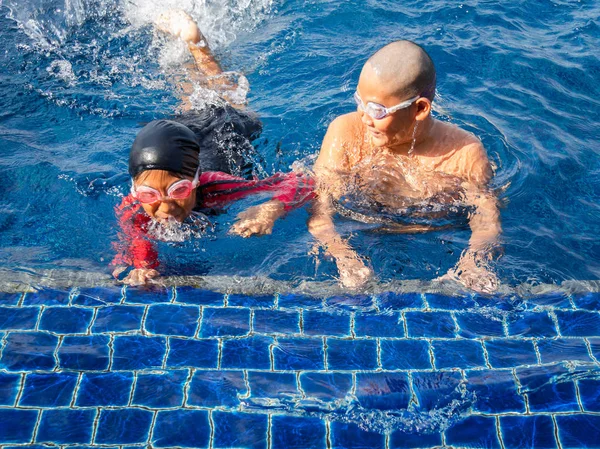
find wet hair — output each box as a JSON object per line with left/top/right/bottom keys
{"left": 129, "top": 120, "right": 200, "bottom": 179}
{"left": 365, "top": 40, "right": 436, "bottom": 101}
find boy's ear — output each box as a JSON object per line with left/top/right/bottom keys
{"left": 415, "top": 98, "right": 432, "bottom": 121}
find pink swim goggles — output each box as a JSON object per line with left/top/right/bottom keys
{"left": 131, "top": 168, "right": 200, "bottom": 204}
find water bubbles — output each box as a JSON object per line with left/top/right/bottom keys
{"left": 146, "top": 211, "right": 214, "bottom": 242}
{"left": 47, "top": 59, "right": 77, "bottom": 85}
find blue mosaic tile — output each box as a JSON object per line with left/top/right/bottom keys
{"left": 465, "top": 369, "right": 525, "bottom": 413}
{"left": 254, "top": 309, "right": 300, "bottom": 334}
{"left": 0, "top": 332, "right": 58, "bottom": 370}
{"left": 473, "top": 294, "right": 523, "bottom": 310}
{"left": 213, "top": 411, "right": 268, "bottom": 449}
{"left": 145, "top": 304, "right": 199, "bottom": 337}
{"left": 326, "top": 294, "right": 374, "bottom": 311}
{"left": 124, "top": 286, "right": 172, "bottom": 304}
{"left": 20, "top": 372, "right": 78, "bottom": 407}
{"left": 75, "top": 372, "right": 133, "bottom": 406}
{"left": 376, "top": 292, "right": 423, "bottom": 310}
{"left": 175, "top": 287, "right": 224, "bottom": 306}
{"left": 556, "top": 311, "right": 600, "bottom": 337}
{"left": 152, "top": 410, "right": 210, "bottom": 448}
{"left": 0, "top": 306, "right": 40, "bottom": 330}
{"left": 485, "top": 338, "right": 538, "bottom": 368}
{"left": 95, "top": 409, "right": 154, "bottom": 444}
{"left": 272, "top": 416, "right": 326, "bottom": 449}
{"left": 0, "top": 292, "right": 23, "bottom": 305}
{"left": 273, "top": 338, "right": 324, "bottom": 370}
{"left": 303, "top": 310, "right": 350, "bottom": 337}
{"left": 537, "top": 338, "right": 592, "bottom": 364}
{"left": 38, "top": 307, "right": 94, "bottom": 334}
{"left": 278, "top": 293, "right": 323, "bottom": 309}
{"left": 354, "top": 312, "right": 403, "bottom": 337}
{"left": 166, "top": 337, "right": 218, "bottom": 368}
{"left": 572, "top": 292, "right": 600, "bottom": 311}
{"left": 356, "top": 372, "right": 410, "bottom": 410}
{"left": 405, "top": 311, "right": 456, "bottom": 338}
{"left": 527, "top": 291, "right": 572, "bottom": 308}
{"left": 199, "top": 307, "right": 250, "bottom": 337}
{"left": 432, "top": 339, "right": 485, "bottom": 369}
{"left": 72, "top": 287, "right": 123, "bottom": 306}
{"left": 188, "top": 370, "right": 246, "bottom": 407}
{"left": 412, "top": 371, "right": 463, "bottom": 410}
{"left": 517, "top": 365, "right": 579, "bottom": 412}
{"left": 248, "top": 371, "right": 297, "bottom": 398}
{"left": 36, "top": 409, "right": 95, "bottom": 444}
{"left": 92, "top": 305, "right": 144, "bottom": 333}
{"left": 221, "top": 336, "right": 274, "bottom": 370}
{"left": 0, "top": 409, "right": 38, "bottom": 443}
{"left": 500, "top": 415, "right": 557, "bottom": 449}
{"left": 425, "top": 293, "right": 476, "bottom": 310}
{"left": 228, "top": 293, "right": 275, "bottom": 308}
{"left": 455, "top": 312, "right": 504, "bottom": 338}
{"left": 23, "top": 289, "right": 70, "bottom": 305}
{"left": 507, "top": 311, "right": 558, "bottom": 337}
{"left": 132, "top": 370, "right": 187, "bottom": 408}
{"left": 300, "top": 372, "right": 353, "bottom": 401}
{"left": 578, "top": 379, "right": 600, "bottom": 412}
{"left": 0, "top": 373, "right": 21, "bottom": 405}
{"left": 445, "top": 415, "right": 501, "bottom": 448}
{"left": 589, "top": 338, "right": 600, "bottom": 360}
{"left": 58, "top": 335, "right": 111, "bottom": 370}
{"left": 112, "top": 335, "right": 166, "bottom": 370}
{"left": 380, "top": 339, "right": 431, "bottom": 370}
{"left": 389, "top": 429, "right": 443, "bottom": 448}
{"left": 327, "top": 338, "right": 378, "bottom": 370}
{"left": 556, "top": 414, "right": 600, "bottom": 449}
{"left": 330, "top": 421, "right": 386, "bottom": 449}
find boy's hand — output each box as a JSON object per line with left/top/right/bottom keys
{"left": 155, "top": 10, "right": 203, "bottom": 44}
{"left": 120, "top": 268, "right": 160, "bottom": 286}
{"left": 442, "top": 250, "right": 499, "bottom": 294}
{"left": 230, "top": 201, "right": 285, "bottom": 238}
{"left": 336, "top": 251, "right": 374, "bottom": 289}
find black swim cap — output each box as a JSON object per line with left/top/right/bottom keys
{"left": 129, "top": 120, "right": 200, "bottom": 179}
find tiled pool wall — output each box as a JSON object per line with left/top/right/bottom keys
{"left": 0, "top": 286, "right": 599, "bottom": 449}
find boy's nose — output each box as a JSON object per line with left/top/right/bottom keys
{"left": 359, "top": 108, "right": 374, "bottom": 126}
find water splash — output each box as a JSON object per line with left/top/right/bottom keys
{"left": 146, "top": 211, "right": 213, "bottom": 242}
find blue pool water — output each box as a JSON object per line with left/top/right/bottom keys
{"left": 1, "top": 0, "right": 600, "bottom": 448}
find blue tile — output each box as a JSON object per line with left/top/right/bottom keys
{"left": 485, "top": 339, "right": 538, "bottom": 368}
{"left": 590, "top": 338, "right": 600, "bottom": 360}
{"left": 0, "top": 292, "right": 23, "bottom": 305}
{"left": 112, "top": 335, "right": 166, "bottom": 370}
{"left": 145, "top": 304, "right": 199, "bottom": 337}
{"left": 380, "top": 339, "right": 431, "bottom": 370}
{"left": 38, "top": 307, "right": 93, "bottom": 334}
{"left": 213, "top": 411, "right": 268, "bottom": 449}
{"left": 377, "top": 292, "right": 423, "bottom": 310}
{"left": 0, "top": 373, "right": 21, "bottom": 405}
{"left": 389, "top": 429, "right": 442, "bottom": 448}
{"left": 354, "top": 312, "right": 403, "bottom": 337}
{"left": 405, "top": 311, "right": 456, "bottom": 338}
{"left": 412, "top": 371, "right": 463, "bottom": 410}
{"left": 273, "top": 338, "right": 324, "bottom": 370}
{"left": 432, "top": 339, "right": 485, "bottom": 369}
{"left": 72, "top": 287, "right": 123, "bottom": 306}
{"left": 578, "top": 379, "right": 600, "bottom": 412}
{"left": 23, "top": 289, "right": 70, "bottom": 305}
{"left": 446, "top": 416, "right": 501, "bottom": 448}
{"left": 330, "top": 421, "right": 385, "bottom": 449}
{"left": 0, "top": 307, "right": 40, "bottom": 330}
{"left": 537, "top": 338, "right": 592, "bottom": 364}
{"left": 124, "top": 286, "right": 172, "bottom": 304}
{"left": 166, "top": 337, "right": 218, "bottom": 368}
{"left": 175, "top": 287, "right": 224, "bottom": 306}
{"left": 326, "top": 294, "right": 374, "bottom": 311}
{"left": 254, "top": 309, "right": 300, "bottom": 334}
{"left": 153, "top": 410, "right": 210, "bottom": 448}
{"left": 466, "top": 369, "right": 525, "bottom": 413}
{"left": 92, "top": 305, "right": 144, "bottom": 333}
{"left": 300, "top": 373, "right": 353, "bottom": 401}
{"left": 36, "top": 409, "right": 95, "bottom": 444}
{"left": 556, "top": 415, "right": 600, "bottom": 449}
{"left": 303, "top": 311, "right": 350, "bottom": 336}
{"left": 248, "top": 372, "right": 297, "bottom": 398}
{"left": 572, "top": 292, "right": 600, "bottom": 311}
{"left": 76, "top": 372, "right": 133, "bottom": 406}
{"left": 228, "top": 294, "right": 275, "bottom": 308}
{"left": 517, "top": 365, "right": 579, "bottom": 412}
{"left": 508, "top": 311, "right": 557, "bottom": 337}
{"left": 473, "top": 294, "right": 523, "bottom": 311}
{"left": 356, "top": 372, "right": 410, "bottom": 410}
{"left": 500, "top": 415, "right": 557, "bottom": 449}
{"left": 20, "top": 372, "right": 78, "bottom": 407}
{"left": 221, "top": 336, "right": 273, "bottom": 369}
{"left": 132, "top": 370, "right": 187, "bottom": 408}
{"left": 0, "top": 409, "right": 38, "bottom": 443}
{"left": 58, "top": 335, "right": 110, "bottom": 370}
{"left": 527, "top": 292, "right": 571, "bottom": 308}
{"left": 556, "top": 311, "right": 600, "bottom": 337}
{"left": 188, "top": 370, "right": 246, "bottom": 407}
{"left": 200, "top": 307, "right": 250, "bottom": 337}
{"left": 278, "top": 293, "right": 322, "bottom": 309}
{"left": 272, "top": 416, "right": 326, "bottom": 449}
{"left": 1, "top": 332, "right": 58, "bottom": 370}
{"left": 455, "top": 312, "right": 504, "bottom": 338}
{"left": 425, "top": 293, "right": 476, "bottom": 310}
{"left": 95, "top": 409, "right": 153, "bottom": 444}
{"left": 327, "top": 339, "right": 378, "bottom": 370}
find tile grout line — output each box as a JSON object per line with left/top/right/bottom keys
{"left": 69, "top": 372, "right": 83, "bottom": 408}
{"left": 140, "top": 306, "right": 150, "bottom": 336}
{"left": 427, "top": 339, "right": 436, "bottom": 370}
{"left": 548, "top": 310, "right": 562, "bottom": 337}
{"left": 208, "top": 409, "right": 215, "bottom": 449}
{"left": 512, "top": 368, "right": 530, "bottom": 414}
{"left": 480, "top": 339, "right": 492, "bottom": 369}
{"left": 401, "top": 312, "right": 408, "bottom": 338}
{"left": 299, "top": 309, "right": 304, "bottom": 335}
{"left": 146, "top": 410, "right": 158, "bottom": 447}
{"left": 0, "top": 332, "right": 8, "bottom": 362}
{"left": 217, "top": 339, "right": 223, "bottom": 370}
{"left": 573, "top": 379, "right": 584, "bottom": 412}
{"left": 583, "top": 338, "right": 600, "bottom": 364}
{"left": 34, "top": 305, "right": 45, "bottom": 331}
{"left": 249, "top": 309, "right": 255, "bottom": 336}
{"left": 385, "top": 432, "right": 390, "bottom": 449}
{"left": 502, "top": 314, "right": 509, "bottom": 337}
{"left": 86, "top": 308, "right": 98, "bottom": 336}
{"left": 267, "top": 413, "right": 272, "bottom": 449}
{"left": 127, "top": 372, "right": 138, "bottom": 406}
{"left": 532, "top": 339, "right": 542, "bottom": 365}
{"left": 17, "top": 292, "right": 25, "bottom": 307}
{"left": 296, "top": 371, "right": 305, "bottom": 399}
{"left": 182, "top": 368, "right": 194, "bottom": 408}
{"left": 30, "top": 409, "right": 42, "bottom": 444}
{"left": 162, "top": 337, "right": 170, "bottom": 370}
{"left": 323, "top": 337, "right": 328, "bottom": 371}
{"left": 194, "top": 306, "right": 204, "bottom": 339}
{"left": 495, "top": 415, "right": 506, "bottom": 449}
{"left": 52, "top": 336, "right": 64, "bottom": 372}
{"left": 325, "top": 420, "right": 332, "bottom": 449}
{"left": 68, "top": 288, "right": 76, "bottom": 307}
{"left": 90, "top": 408, "right": 101, "bottom": 445}
{"left": 269, "top": 337, "right": 277, "bottom": 371}
{"left": 407, "top": 371, "right": 419, "bottom": 408}
{"left": 552, "top": 414, "right": 563, "bottom": 449}
{"left": 376, "top": 338, "right": 382, "bottom": 370}
{"left": 170, "top": 286, "right": 177, "bottom": 304}
{"left": 13, "top": 373, "right": 26, "bottom": 407}
{"left": 119, "top": 286, "right": 127, "bottom": 305}
{"left": 350, "top": 312, "right": 356, "bottom": 338}
{"left": 107, "top": 334, "right": 115, "bottom": 371}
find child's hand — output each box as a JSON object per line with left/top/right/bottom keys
{"left": 120, "top": 268, "right": 160, "bottom": 286}
{"left": 442, "top": 250, "right": 499, "bottom": 294}
{"left": 155, "top": 10, "right": 203, "bottom": 44}
{"left": 230, "top": 200, "right": 285, "bottom": 238}
{"left": 336, "top": 251, "right": 374, "bottom": 289}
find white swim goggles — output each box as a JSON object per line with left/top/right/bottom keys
{"left": 354, "top": 91, "right": 420, "bottom": 120}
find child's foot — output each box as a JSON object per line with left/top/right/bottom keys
{"left": 155, "top": 9, "right": 203, "bottom": 44}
